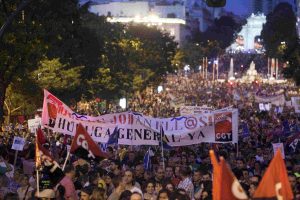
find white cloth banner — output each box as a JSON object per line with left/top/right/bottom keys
{"left": 255, "top": 94, "right": 285, "bottom": 106}
{"left": 291, "top": 97, "right": 300, "bottom": 113}
{"left": 42, "top": 90, "right": 238, "bottom": 146}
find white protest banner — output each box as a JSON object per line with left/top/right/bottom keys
{"left": 11, "top": 137, "right": 26, "bottom": 151}
{"left": 42, "top": 90, "right": 239, "bottom": 146}
{"left": 28, "top": 118, "right": 42, "bottom": 133}
{"left": 291, "top": 97, "right": 300, "bottom": 113}
{"left": 272, "top": 143, "right": 285, "bottom": 159}
{"left": 180, "top": 106, "right": 214, "bottom": 115}
{"left": 255, "top": 94, "right": 285, "bottom": 106}
{"left": 259, "top": 103, "right": 271, "bottom": 111}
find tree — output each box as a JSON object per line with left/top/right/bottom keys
{"left": 261, "top": 2, "right": 299, "bottom": 84}
{"left": 194, "top": 15, "right": 245, "bottom": 50}
{"left": 31, "top": 58, "right": 83, "bottom": 99}
{"left": 0, "top": 1, "right": 179, "bottom": 123}
{"left": 0, "top": 0, "right": 45, "bottom": 124}
{"left": 261, "top": 2, "right": 298, "bottom": 58}
{"left": 0, "top": 0, "right": 100, "bottom": 123}
{"left": 86, "top": 23, "right": 178, "bottom": 100}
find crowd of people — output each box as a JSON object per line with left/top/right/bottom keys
{"left": 0, "top": 71, "right": 300, "bottom": 200}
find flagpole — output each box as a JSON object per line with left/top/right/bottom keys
{"left": 36, "top": 169, "right": 40, "bottom": 196}
{"left": 236, "top": 142, "right": 239, "bottom": 157}
{"left": 160, "top": 123, "right": 165, "bottom": 171}
{"left": 62, "top": 151, "right": 70, "bottom": 170}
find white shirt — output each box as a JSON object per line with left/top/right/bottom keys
{"left": 178, "top": 177, "right": 194, "bottom": 200}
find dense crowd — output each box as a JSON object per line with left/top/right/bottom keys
{"left": 0, "top": 71, "right": 300, "bottom": 200}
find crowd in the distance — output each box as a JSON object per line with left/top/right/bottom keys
{"left": 0, "top": 71, "right": 300, "bottom": 200}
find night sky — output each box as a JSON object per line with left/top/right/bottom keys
{"left": 224, "top": 0, "right": 296, "bottom": 16}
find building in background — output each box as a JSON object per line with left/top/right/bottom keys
{"left": 89, "top": 1, "right": 186, "bottom": 45}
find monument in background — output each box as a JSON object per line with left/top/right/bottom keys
{"left": 227, "top": 13, "right": 266, "bottom": 53}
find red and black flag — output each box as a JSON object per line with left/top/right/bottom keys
{"left": 70, "top": 123, "right": 108, "bottom": 160}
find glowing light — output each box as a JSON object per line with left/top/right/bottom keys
{"left": 157, "top": 86, "right": 163, "bottom": 93}
{"left": 106, "top": 17, "right": 185, "bottom": 24}
{"left": 119, "top": 98, "right": 126, "bottom": 109}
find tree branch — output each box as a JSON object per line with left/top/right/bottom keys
{"left": 0, "top": 0, "right": 32, "bottom": 40}
{"left": 4, "top": 100, "right": 9, "bottom": 113}
{"left": 0, "top": 0, "right": 9, "bottom": 17}
{"left": 11, "top": 105, "right": 22, "bottom": 113}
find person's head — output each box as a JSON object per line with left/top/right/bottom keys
{"left": 80, "top": 186, "right": 93, "bottom": 200}
{"left": 145, "top": 181, "right": 155, "bottom": 194}
{"left": 248, "top": 182, "right": 258, "bottom": 197}
{"left": 164, "top": 182, "right": 174, "bottom": 192}
{"left": 165, "top": 166, "right": 174, "bottom": 178}
{"left": 104, "top": 172, "right": 114, "bottom": 185}
{"left": 157, "top": 189, "right": 170, "bottom": 200}
{"left": 236, "top": 158, "right": 245, "bottom": 169}
{"left": 288, "top": 173, "right": 297, "bottom": 188}
{"left": 88, "top": 171, "right": 100, "bottom": 185}
{"left": 90, "top": 187, "right": 106, "bottom": 200}
{"left": 56, "top": 185, "right": 65, "bottom": 199}
{"left": 20, "top": 175, "right": 30, "bottom": 187}
{"left": 64, "top": 165, "right": 75, "bottom": 179}
{"left": 120, "top": 190, "right": 132, "bottom": 200}
{"left": 181, "top": 156, "right": 188, "bottom": 164}
{"left": 193, "top": 170, "right": 202, "bottom": 182}
{"left": 179, "top": 166, "right": 191, "bottom": 179}
{"left": 202, "top": 171, "right": 211, "bottom": 182}
{"left": 128, "top": 151, "right": 135, "bottom": 161}
{"left": 155, "top": 167, "right": 165, "bottom": 180}
{"left": 135, "top": 164, "right": 144, "bottom": 177}
{"left": 107, "top": 147, "right": 114, "bottom": 158}
{"left": 188, "top": 154, "right": 196, "bottom": 163}
{"left": 256, "top": 147, "right": 262, "bottom": 156}
{"left": 250, "top": 175, "right": 261, "bottom": 184}
{"left": 110, "top": 159, "right": 121, "bottom": 171}
{"left": 123, "top": 170, "right": 135, "bottom": 186}
{"left": 144, "top": 171, "right": 153, "bottom": 181}
{"left": 130, "top": 192, "right": 142, "bottom": 200}
{"left": 155, "top": 182, "right": 163, "bottom": 194}
{"left": 112, "top": 176, "right": 125, "bottom": 191}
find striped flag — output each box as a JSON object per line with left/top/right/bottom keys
{"left": 143, "top": 148, "right": 152, "bottom": 171}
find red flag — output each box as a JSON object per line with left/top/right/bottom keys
{"left": 253, "top": 150, "right": 294, "bottom": 200}
{"left": 37, "top": 128, "right": 46, "bottom": 145}
{"left": 35, "top": 129, "right": 52, "bottom": 169}
{"left": 70, "top": 123, "right": 108, "bottom": 160}
{"left": 219, "top": 158, "right": 248, "bottom": 200}
{"left": 209, "top": 150, "right": 221, "bottom": 200}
